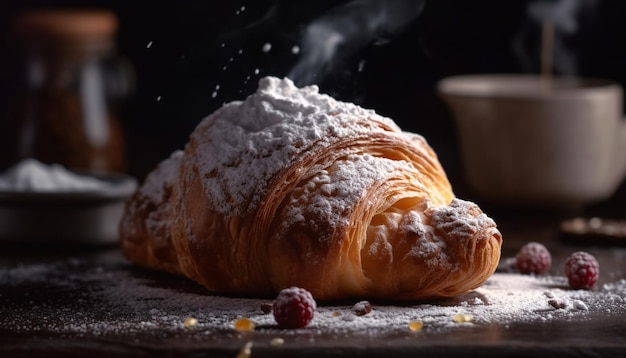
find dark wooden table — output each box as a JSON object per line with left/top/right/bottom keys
{"left": 1, "top": 187, "right": 626, "bottom": 358}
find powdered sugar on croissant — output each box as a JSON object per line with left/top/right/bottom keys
{"left": 120, "top": 77, "right": 502, "bottom": 301}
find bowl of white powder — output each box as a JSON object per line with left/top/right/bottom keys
{"left": 0, "top": 159, "right": 137, "bottom": 246}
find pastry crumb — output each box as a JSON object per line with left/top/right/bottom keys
{"left": 260, "top": 302, "right": 273, "bottom": 314}
{"left": 548, "top": 298, "right": 568, "bottom": 309}
{"left": 353, "top": 301, "right": 372, "bottom": 316}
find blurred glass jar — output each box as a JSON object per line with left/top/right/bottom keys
{"left": 1, "top": 9, "right": 134, "bottom": 172}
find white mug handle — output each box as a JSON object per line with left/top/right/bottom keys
{"left": 620, "top": 116, "right": 626, "bottom": 180}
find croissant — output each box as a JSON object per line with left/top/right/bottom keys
{"left": 120, "top": 77, "right": 502, "bottom": 301}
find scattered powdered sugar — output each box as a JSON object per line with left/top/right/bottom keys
{"left": 603, "top": 278, "right": 626, "bottom": 297}
{"left": 1, "top": 252, "right": 625, "bottom": 340}
{"left": 0, "top": 158, "right": 110, "bottom": 192}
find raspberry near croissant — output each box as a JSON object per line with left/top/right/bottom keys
{"left": 119, "top": 77, "right": 502, "bottom": 301}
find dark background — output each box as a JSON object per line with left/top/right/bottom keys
{"left": 1, "top": 0, "right": 625, "bottom": 195}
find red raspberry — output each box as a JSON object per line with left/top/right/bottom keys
{"left": 515, "top": 242, "right": 552, "bottom": 274}
{"left": 272, "top": 287, "right": 316, "bottom": 329}
{"left": 565, "top": 251, "right": 599, "bottom": 290}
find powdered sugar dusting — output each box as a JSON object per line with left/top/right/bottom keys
{"left": 280, "top": 154, "right": 417, "bottom": 243}
{"left": 400, "top": 198, "right": 498, "bottom": 272}
{"left": 121, "top": 151, "right": 182, "bottom": 239}
{"left": 400, "top": 208, "right": 455, "bottom": 271}
{"left": 139, "top": 150, "right": 183, "bottom": 205}
{"left": 143, "top": 152, "right": 182, "bottom": 239}
{"left": 186, "top": 76, "right": 401, "bottom": 216}
{"left": 430, "top": 199, "right": 496, "bottom": 240}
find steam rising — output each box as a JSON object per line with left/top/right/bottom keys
{"left": 513, "top": 0, "right": 597, "bottom": 75}
{"left": 288, "top": 0, "right": 426, "bottom": 86}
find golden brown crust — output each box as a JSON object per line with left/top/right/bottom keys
{"left": 119, "top": 78, "right": 502, "bottom": 301}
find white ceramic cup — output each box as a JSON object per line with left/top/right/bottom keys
{"left": 438, "top": 74, "right": 626, "bottom": 210}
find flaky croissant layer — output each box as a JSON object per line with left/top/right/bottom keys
{"left": 120, "top": 76, "right": 502, "bottom": 301}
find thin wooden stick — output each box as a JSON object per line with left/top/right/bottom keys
{"left": 541, "top": 19, "right": 554, "bottom": 92}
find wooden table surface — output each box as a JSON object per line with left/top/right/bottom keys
{"left": 1, "top": 188, "right": 626, "bottom": 358}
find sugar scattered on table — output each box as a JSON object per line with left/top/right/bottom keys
{"left": 1, "top": 253, "right": 625, "bottom": 340}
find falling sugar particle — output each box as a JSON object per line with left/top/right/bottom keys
{"left": 291, "top": 46, "right": 300, "bottom": 54}
{"left": 262, "top": 43, "right": 272, "bottom": 53}
{"left": 358, "top": 59, "right": 366, "bottom": 72}
{"left": 238, "top": 49, "right": 243, "bottom": 55}
{"left": 215, "top": 84, "right": 220, "bottom": 90}
{"left": 211, "top": 91, "right": 218, "bottom": 99}
{"left": 156, "top": 96, "right": 162, "bottom": 102}
{"left": 254, "top": 68, "right": 260, "bottom": 75}
{"left": 221, "top": 43, "right": 226, "bottom": 48}
{"left": 146, "top": 41, "right": 153, "bottom": 49}
{"left": 223, "top": 66, "right": 227, "bottom": 71}
{"left": 229, "top": 57, "right": 234, "bottom": 62}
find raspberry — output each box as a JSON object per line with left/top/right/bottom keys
{"left": 272, "top": 287, "right": 316, "bottom": 329}
{"left": 515, "top": 242, "right": 551, "bottom": 274}
{"left": 565, "top": 251, "right": 599, "bottom": 290}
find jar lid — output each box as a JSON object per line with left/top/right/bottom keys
{"left": 14, "top": 9, "right": 118, "bottom": 42}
